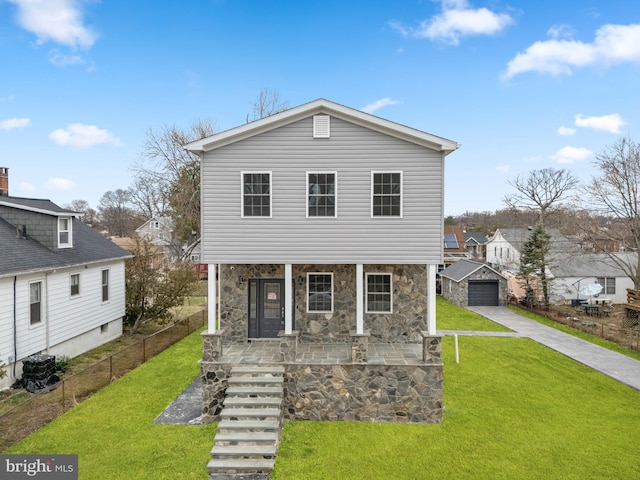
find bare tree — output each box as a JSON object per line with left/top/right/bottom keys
{"left": 63, "top": 199, "right": 98, "bottom": 226}
{"left": 504, "top": 168, "right": 579, "bottom": 225}
{"left": 98, "top": 189, "right": 141, "bottom": 237}
{"left": 581, "top": 136, "right": 640, "bottom": 288}
{"left": 247, "top": 87, "right": 289, "bottom": 122}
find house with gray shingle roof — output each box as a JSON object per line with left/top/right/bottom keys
{"left": 439, "top": 259, "right": 507, "bottom": 306}
{"left": 0, "top": 181, "right": 130, "bottom": 389}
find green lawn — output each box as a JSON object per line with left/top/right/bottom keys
{"left": 6, "top": 304, "right": 640, "bottom": 479}
{"left": 436, "top": 296, "right": 512, "bottom": 331}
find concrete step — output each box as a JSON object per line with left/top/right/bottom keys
{"left": 220, "top": 407, "right": 281, "bottom": 419}
{"left": 207, "top": 458, "right": 274, "bottom": 475}
{"left": 231, "top": 366, "right": 285, "bottom": 375}
{"left": 211, "top": 444, "right": 277, "bottom": 458}
{"left": 214, "top": 431, "right": 279, "bottom": 444}
{"left": 217, "top": 419, "right": 280, "bottom": 432}
{"left": 224, "top": 397, "right": 282, "bottom": 407}
{"left": 227, "top": 376, "right": 283, "bottom": 385}
{"left": 225, "top": 385, "right": 283, "bottom": 396}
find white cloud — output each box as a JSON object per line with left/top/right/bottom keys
{"left": 574, "top": 113, "right": 627, "bottom": 134}
{"left": 7, "top": 0, "right": 97, "bottom": 49}
{"left": 550, "top": 146, "right": 593, "bottom": 164}
{"left": 504, "top": 23, "right": 640, "bottom": 79}
{"left": 390, "top": 0, "right": 513, "bottom": 45}
{"left": 495, "top": 165, "right": 510, "bottom": 173}
{"left": 45, "top": 178, "right": 76, "bottom": 190}
{"left": 558, "top": 126, "right": 576, "bottom": 136}
{"left": 362, "top": 98, "right": 399, "bottom": 114}
{"left": 48, "top": 50, "right": 85, "bottom": 66}
{"left": 0, "top": 118, "right": 30, "bottom": 130}
{"left": 49, "top": 123, "right": 121, "bottom": 148}
{"left": 522, "top": 155, "right": 542, "bottom": 163}
{"left": 18, "top": 182, "right": 36, "bottom": 193}
{"left": 547, "top": 24, "right": 574, "bottom": 40}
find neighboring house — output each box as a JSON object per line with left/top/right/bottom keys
{"left": 485, "top": 227, "right": 578, "bottom": 271}
{"left": 548, "top": 252, "right": 637, "bottom": 305}
{"left": 185, "top": 99, "right": 459, "bottom": 424}
{"left": 443, "top": 226, "right": 468, "bottom": 266}
{"left": 0, "top": 181, "right": 130, "bottom": 389}
{"left": 464, "top": 231, "right": 487, "bottom": 260}
{"left": 440, "top": 259, "right": 507, "bottom": 307}
{"left": 135, "top": 216, "right": 177, "bottom": 267}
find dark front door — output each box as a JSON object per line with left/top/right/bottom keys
{"left": 248, "top": 279, "right": 285, "bottom": 338}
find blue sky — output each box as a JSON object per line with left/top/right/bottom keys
{"left": 1, "top": 0, "right": 639, "bottom": 216}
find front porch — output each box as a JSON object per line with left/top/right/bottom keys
{"left": 201, "top": 331, "right": 444, "bottom": 424}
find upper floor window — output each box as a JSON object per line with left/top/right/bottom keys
{"left": 150, "top": 221, "right": 160, "bottom": 229}
{"left": 307, "top": 172, "right": 336, "bottom": 217}
{"left": 70, "top": 273, "right": 80, "bottom": 297}
{"left": 58, "top": 217, "right": 72, "bottom": 248}
{"left": 242, "top": 172, "right": 271, "bottom": 217}
{"left": 30, "top": 281, "right": 42, "bottom": 325}
{"left": 372, "top": 172, "right": 402, "bottom": 217}
{"left": 102, "top": 269, "right": 109, "bottom": 302}
{"left": 366, "top": 273, "right": 393, "bottom": 313}
{"left": 308, "top": 273, "right": 333, "bottom": 313}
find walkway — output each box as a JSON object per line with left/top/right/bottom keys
{"left": 465, "top": 306, "right": 640, "bottom": 391}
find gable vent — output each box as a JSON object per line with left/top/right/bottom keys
{"left": 313, "top": 115, "right": 330, "bottom": 138}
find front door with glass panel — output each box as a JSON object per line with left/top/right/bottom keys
{"left": 248, "top": 279, "right": 285, "bottom": 338}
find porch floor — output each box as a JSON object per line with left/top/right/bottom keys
{"left": 220, "top": 341, "right": 425, "bottom": 366}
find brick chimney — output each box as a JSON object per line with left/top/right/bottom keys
{"left": 0, "top": 167, "right": 7, "bottom": 196}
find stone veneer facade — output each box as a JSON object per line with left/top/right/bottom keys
{"left": 218, "top": 263, "right": 429, "bottom": 343}
{"left": 441, "top": 265, "right": 507, "bottom": 307}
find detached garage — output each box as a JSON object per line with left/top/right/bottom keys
{"left": 440, "top": 259, "right": 507, "bottom": 307}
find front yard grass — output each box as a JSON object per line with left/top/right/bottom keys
{"left": 6, "top": 304, "right": 640, "bottom": 479}
{"left": 436, "top": 296, "right": 512, "bottom": 331}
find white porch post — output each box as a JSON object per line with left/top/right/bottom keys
{"left": 427, "top": 264, "right": 437, "bottom": 334}
{"left": 285, "top": 264, "right": 293, "bottom": 334}
{"left": 356, "top": 264, "right": 364, "bottom": 335}
{"left": 207, "top": 263, "right": 217, "bottom": 333}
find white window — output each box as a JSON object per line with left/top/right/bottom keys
{"left": 101, "top": 269, "right": 109, "bottom": 302}
{"left": 30, "top": 281, "right": 42, "bottom": 325}
{"left": 70, "top": 273, "right": 80, "bottom": 296}
{"left": 190, "top": 254, "right": 200, "bottom": 262}
{"left": 371, "top": 172, "right": 402, "bottom": 217}
{"left": 58, "top": 217, "right": 72, "bottom": 248}
{"left": 596, "top": 277, "right": 616, "bottom": 295}
{"left": 307, "top": 273, "right": 333, "bottom": 313}
{"left": 242, "top": 172, "right": 272, "bottom": 217}
{"left": 366, "top": 273, "right": 393, "bottom": 313}
{"left": 150, "top": 221, "right": 160, "bottom": 229}
{"left": 307, "top": 172, "right": 337, "bottom": 217}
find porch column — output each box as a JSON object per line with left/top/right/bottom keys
{"left": 285, "top": 264, "right": 293, "bottom": 335}
{"left": 207, "top": 263, "right": 217, "bottom": 333}
{"left": 427, "top": 264, "right": 437, "bottom": 335}
{"left": 356, "top": 264, "right": 364, "bottom": 335}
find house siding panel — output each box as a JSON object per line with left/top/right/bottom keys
{"left": 201, "top": 116, "right": 445, "bottom": 264}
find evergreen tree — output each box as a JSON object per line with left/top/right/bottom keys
{"left": 519, "top": 223, "right": 552, "bottom": 307}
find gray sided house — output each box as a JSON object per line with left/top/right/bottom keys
{"left": 185, "top": 99, "right": 459, "bottom": 424}
{"left": 440, "top": 259, "right": 508, "bottom": 307}
{"left": 0, "top": 190, "right": 130, "bottom": 389}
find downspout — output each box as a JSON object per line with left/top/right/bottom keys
{"left": 13, "top": 276, "right": 17, "bottom": 378}
{"left": 45, "top": 271, "right": 51, "bottom": 353}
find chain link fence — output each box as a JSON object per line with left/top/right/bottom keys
{"left": 0, "top": 311, "right": 206, "bottom": 452}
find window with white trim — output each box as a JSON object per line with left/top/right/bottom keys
{"left": 308, "top": 273, "right": 333, "bottom": 313}
{"left": 30, "top": 281, "right": 42, "bottom": 325}
{"left": 150, "top": 221, "right": 160, "bottom": 229}
{"left": 596, "top": 277, "right": 616, "bottom": 295}
{"left": 372, "top": 172, "right": 402, "bottom": 217}
{"left": 366, "top": 273, "right": 392, "bottom": 313}
{"left": 101, "top": 269, "right": 109, "bottom": 302}
{"left": 58, "top": 217, "right": 72, "bottom": 248}
{"left": 70, "top": 273, "right": 80, "bottom": 297}
{"left": 307, "top": 172, "right": 336, "bottom": 217}
{"left": 242, "top": 172, "right": 271, "bottom": 217}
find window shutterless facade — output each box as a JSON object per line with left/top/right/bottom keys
{"left": 307, "top": 273, "right": 333, "bottom": 313}
{"left": 70, "top": 273, "right": 80, "bottom": 296}
{"left": 307, "top": 172, "right": 337, "bottom": 217}
{"left": 371, "top": 172, "right": 402, "bottom": 217}
{"left": 58, "top": 216, "right": 72, "bottom": 248}
{"left": 30, "top": 281, "right": 42, "bottom": 325}
{"left": 101, "top": 269, "right": 109, "bottom": 302}
{"left": 242, "top": 172, "right": 272, "bottom": 217}
{"left": 596, "top": 277, "right": 616, "bottom": 295}
{"left": 366, "top": 273, "right": 392, "bottom": 313}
